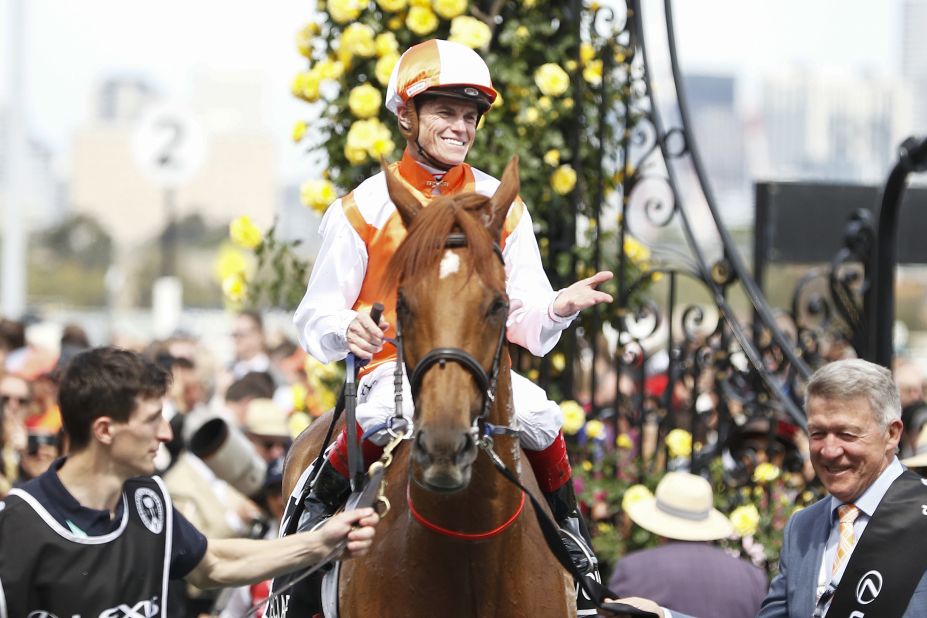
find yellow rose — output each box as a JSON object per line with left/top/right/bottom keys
{"left": 328, "top": 0, "right": 363, "bottom": 23}
{"left": 292, "top": 120, "right": 308, "bottom": 142}
{"left": 551, "top": 352, "right": 566, "bottom": 372}
{"left": 560, "top": 400, "right": 586, "bottom": 435}
{"left": 582, "top": 460, "right": 593, "bottom": 472}
{"left": 214, "top": 244, "right": 248, "bottom": 282}
{"left": 406, "top": 6, "right": 439, "bottom": 35}
{"left": 583, "top": 59, "right": 603, "bottom": 86}
{"left": 543, "top": 149, "right": 560, "bottom": 167}
{"left": 348, "top": 84, "right": 382, "bottom": 119}
{"left": 448, "top": 15, "right": 492, "bottom": 49}
{"left": 550, "top": 165, "right": 577, "bottom": 195}
{"left": 521, "top": 107, "right": 540, "bottom": 125}
{"left": 347, "top": 119, "right": 379, "bottom": 150}
{"left": 433, "top": 0, "right": 467, "bottom": 20}
{"left": 616, "top": 433, "right": 633, "bottom": 449}
{"left": 345, "top": 145, "right": 368, "bottom": 164}
{"left": 665, "top": 428, "right": 693, "bottom": 458}
{"left": 375, "top": 32, "right": 399, "bottom": 56}
{"left": 387, "top": 16, "right": 403, "bottom": 30}
{"left": 315, "top": 57, "right": 345, "bottom": 80}
{"left": 370, "top": 131, "right": 396, "bottom": 158}
{"left": 375, "top": 53, "right": 400, "bottom": 86}
{"left": 752, "top": 462, "right": 781, "bottom": 484}
{"left": 534, "top": 63, "right": 570, "bottom": 97}
{"left": 377, "top": 0, "right": 407, "bottom": 11}
{"left": 623, "top": 235, "right": 651, "bottom": 262}
{"left": 222, "top": 273, "right": 247, "bottom": 303}
{"left": 289, "top": 410, "right": 311, "bottom": 437}
{"left": 585, "top": 419, "right": 604, "bottom": 440}
{"left": 410, "top": 0, "right": 430, "bottom": 5}
{"left": 291, "top": 70, "right": 321, "bottom": 102}
{"left": 291, "top": 382, "right": 308, "bottom": 412}
{"left": 580, "top": 42, "right": 596, "bottom": 65}
{"left": 296, "top": 23, "right": 320, "bottom": 58}
{"left": 538, "top": 96, "right": 552, "bottom": 111}
{"left": 729, "top": 504, "right": 760, "bottom": 537}
{"left": 515, "top": 25, "right": 530, "bottom": 41}
{"left": 229, "top": 215, "right": 263, "bottom": 249}
{"left": 621, "top": 484, "right": 653, "bottom": 512}
{"left": 300, "top": 179, "right": 337, "bottom": 214}
{"left": 341, "top": 23, "right": 377, "bottom": 58}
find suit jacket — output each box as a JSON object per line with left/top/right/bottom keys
{"left": 608, "top": 542, "right": 768, "bottom": 618}
{"left": 757, "top": 495, "right": 927, "bottom": 617}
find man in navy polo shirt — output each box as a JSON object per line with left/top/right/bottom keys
{"left": 0, "top": 346, "right": 378, "bottom": 617}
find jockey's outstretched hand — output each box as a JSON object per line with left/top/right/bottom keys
{"left": 345, "top": 313, "right": 389, "bottom": 360}
{"left": 316, "top": 508, "right": 380, "bottom": 559}
{"left": 552, "top": 271, "right": 614, "bottom": 317}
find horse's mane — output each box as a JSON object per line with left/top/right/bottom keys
{"left": 382, "top": 193, "right": 505, "bottom": 293}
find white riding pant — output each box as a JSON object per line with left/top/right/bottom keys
{"left": 354, "top": 361, "right": 563, "bottom": 451}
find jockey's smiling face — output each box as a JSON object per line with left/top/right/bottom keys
{"left": 402, "top": 97, "right": 479, "bottom": 168}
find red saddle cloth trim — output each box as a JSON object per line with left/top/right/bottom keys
{"left": 406, "top": 485, "right": 526, "bottom": 540}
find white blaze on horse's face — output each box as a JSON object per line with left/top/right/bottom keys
{"left": 439, "top": 250, "right": 460, "bottom": 279}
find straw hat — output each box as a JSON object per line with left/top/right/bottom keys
{"left": 626, "top": 471, "right": 733, "bottom": 541}
{"left": 901, "top": 425, "right": 927, "bottom": 468}
{"left": 244, "top": 398, "right": 290, "bottom": 438}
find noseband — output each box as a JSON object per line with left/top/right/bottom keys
{"left": 398, "top": 233, "right": 508, "bottom": 425}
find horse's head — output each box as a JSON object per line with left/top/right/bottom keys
{"left": 383, "top": 157, "right": 520, "bottom": 492}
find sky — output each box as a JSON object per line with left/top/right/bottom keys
{"left": 0, "top": 0, "right": 910, "bottom": 183}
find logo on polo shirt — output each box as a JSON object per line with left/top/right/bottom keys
{"left": 134, "top": 488, "right": 164, "bottom": 534}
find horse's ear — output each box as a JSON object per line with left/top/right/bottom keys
{"left": 487, "top": 156, "right": 519, "bottom": 240}
{"left": 383, "top": 157, "right": 421, "bottom": 228}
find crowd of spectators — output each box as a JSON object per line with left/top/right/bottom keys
{"left": 3, "top": 311, "right": 927, "bottom": 617}
{"left": 0, "top": 313, "right": 329, "bottom": 617}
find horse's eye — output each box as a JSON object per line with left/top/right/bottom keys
{"left": 486, "top": 296, "right": 508, "bottom": 318}
{"left": 397, "top": 295, "right": 410, "bottom": 317}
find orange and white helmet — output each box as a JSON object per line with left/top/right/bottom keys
{"left": 385, "top": 39, "right": 498, "bottom": 118}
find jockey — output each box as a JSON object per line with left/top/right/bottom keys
{"left": 293, "top": 39, "right": 611, "bottom": 609}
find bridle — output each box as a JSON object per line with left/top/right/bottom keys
{"left": 396, "top": 233, "right": 511, "bottom": 438}
{"left": 395, "top": 231, "right": 525, "bottom": 540}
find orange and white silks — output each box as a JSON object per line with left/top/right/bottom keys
{"left": 341, "top": 152, "right": 523, "bottom": 378}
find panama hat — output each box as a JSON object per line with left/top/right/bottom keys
{"left": 244, "top": 398, "right": 290, "bottom": 439}
{"left": 901, "top": 425, "right": 927, "bottom": 468}
{"left": 626, "top": 471, "right": 733, "bottom": 541}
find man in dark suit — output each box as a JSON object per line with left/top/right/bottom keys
{"left": 609, "top": 471, "right": 768, "bottom": 618}
{"left": 758, "top": 358, "right": 927, "bottom": 617}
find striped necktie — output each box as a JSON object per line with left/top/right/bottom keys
{"left": 832, "top": 503, "right": 859, "bottom": 577}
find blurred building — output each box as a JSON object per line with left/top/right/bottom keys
{"left": 70, "top": 73, "right": 277, "bottom": 249}
{"left": 902, "top": 0, "right": 927, "bottom": 132}
{"left": 758, "top": 69, "right": 911, "bottom": 183}
{"left": 683, "top": 73, "right": 750, "bottom": 226}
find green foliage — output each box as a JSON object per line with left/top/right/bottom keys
{"left": 28, "top": 214, "right": 113, "bottom": 306}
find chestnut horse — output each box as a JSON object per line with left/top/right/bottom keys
{"left": 283, "top": 157, "right": 574, "bottom": 617}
